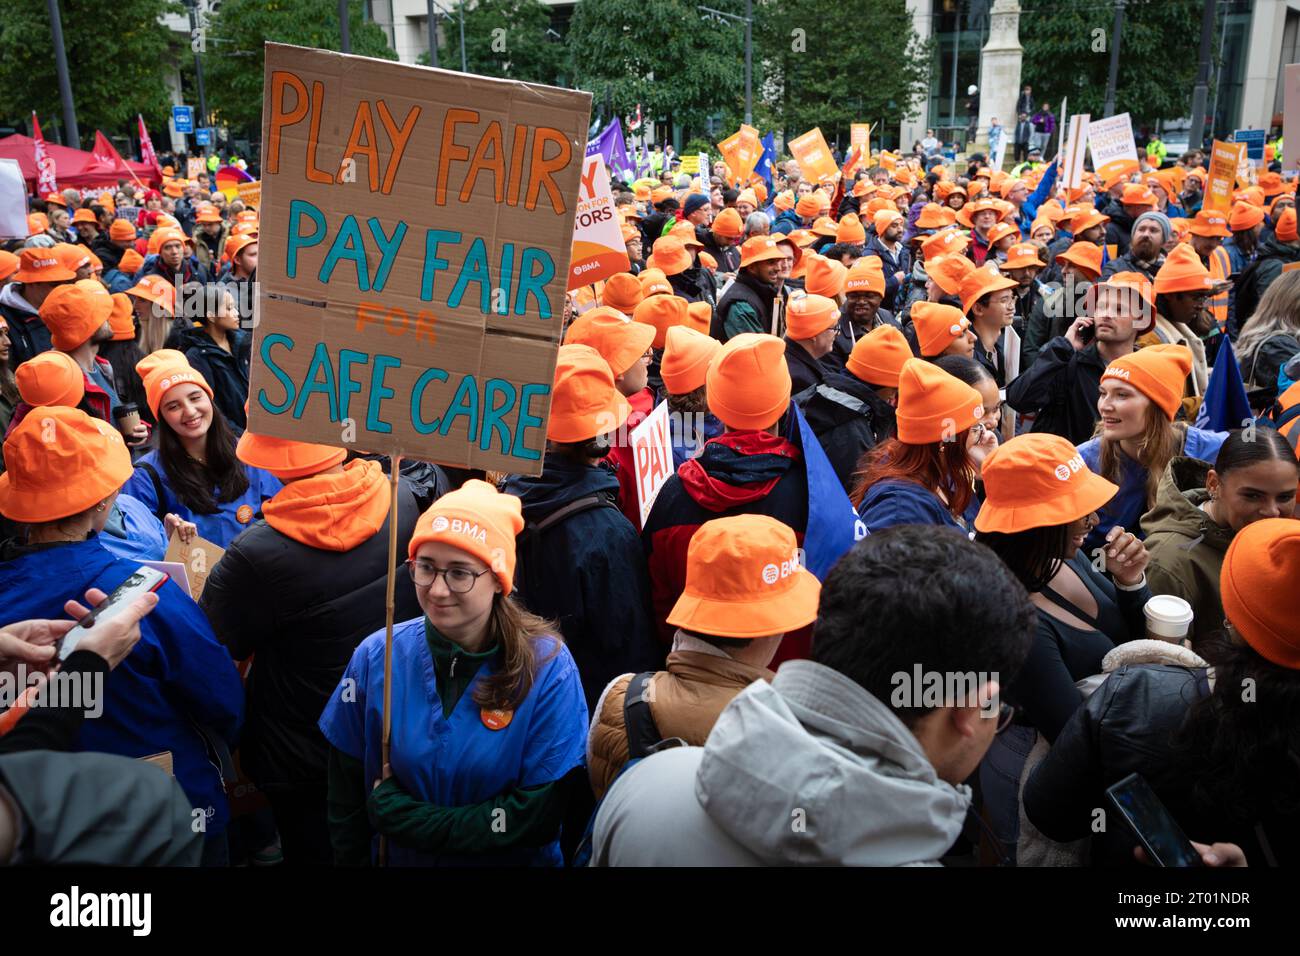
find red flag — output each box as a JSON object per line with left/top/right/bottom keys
{"left": 32, "top": 113, "right": 58, "bottom": 197}
{"left": 92, "top": 130, "right": 126, "bottom": 167}
{"left": 138, "top": 114, "right": 162, "bottom": 176}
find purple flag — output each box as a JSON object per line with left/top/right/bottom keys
{"left": 586, "top": 120, "right": 633, "bottom": 181}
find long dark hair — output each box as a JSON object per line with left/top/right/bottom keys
{"left": 156, "top": 402, "right": 248, "bottom": 513}
{"left": 976, "top": 524, "right": 1075, "bottom": 593}
{"left": 1160, "top": 635, "right": 1300, "bottom": 839}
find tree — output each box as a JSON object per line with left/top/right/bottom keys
{"left": 566, "top": 0, "right": 744, "bottom": 140}
{"left": 417, "top": 0, "right": 565, "bottom": 87}
{"left": 0, "top": 0, "right": 181, "bottom": 147}
{"left": 204, "top": 0, "right": 397, "bottom": 134}
{"left": 1019, "top": 0, "right": 1203, "bottom": 129}
{"left": 753, "top": 0, "right": 931, "bottom": 149}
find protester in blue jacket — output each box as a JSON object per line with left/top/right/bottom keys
{"left": 1079, "top": 344, "right": 1226, "bottom": 551}
{"left": 122, "top": 351, "right": 279, "bottom": 547}
{"left": 320, "top": 481, "right": 588, "bottom": 867}
{"left": 0, "top": 406, "right": 244, "bottom": 865}
{"left": 852, "top": 358, "right": 996, "bottom": 534}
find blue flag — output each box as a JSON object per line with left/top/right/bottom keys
{"left": 1195, "top": 334, "right": 1253, "bottom": 432}
{"left": 790, "top": 404, "right": 868, "bottom": 580}
{"left": 755, "top": 132, "right": 776, "bottom": 192}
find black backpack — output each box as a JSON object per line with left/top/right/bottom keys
{"left": 513, "top": 492, "right": 618, "bottom": 598}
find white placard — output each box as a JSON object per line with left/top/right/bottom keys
{"left": 631, "top": 400, "right": 674, "bottom": 525}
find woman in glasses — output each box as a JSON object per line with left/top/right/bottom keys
{"left": 319, "top": 480, "right": 588, "bottom": 867}
{"left": 851, "top": 358, "right": 994, "bottom": 533}
{"left": 973, "top": 432, "right": 1153, "bottom": 860}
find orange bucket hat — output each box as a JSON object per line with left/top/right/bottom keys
{"left": 71, "top": 208, "right": 98, "bottom": 226}
{"left": 601, "top": 272, "right": 643, "bottom": 314}
{"left": 638, "top": 267, "right": 672, "bottom": 298}
{"left": 547, "top": 344, "right": 631, "bottom": 443}
{"left": 804, "top": 254, "right": 848, "bottom": 297}
{"left": 1121, "top": 184, "right": 1158, "bottom": 208}
{"left": 669, "top": 221, "right": 704, "bottom": 250}
{"left": 985, "top": 221, "right": 1020, "bottom": 246}
{"left": 846, "top": 325, "right": 911, "bottom": 389}
{"left": 652, "top": 235, "right": 692, "bottom": 276}
{"left": 136, "top": 351, "right": 215, "bottom": 419}
{"left": 195, "top": 205, "right": 223, "bottom": 224}
{"left": 407, "top": 479, "right": 524, "bottom": 595}
{"left": 959, "top": 263, "right": 1018, "bottom": 315}
{"left": 126, "top": 274, "right": 177, "bottom": 315}
{"left": 661, "top": 325, "right": 722, "bottom": 395}
{"left": 53, "top": 243, "right": 91, "bottom": 275}
{"left": 236, "top": 431, "right": 348, "bottom": 480}
{"left": 1153, "top": 243, "right": 1216, "bottom": 294}
{"left": 975, "top": 433, "right": 1118, "bottom": 534}
{"left": 1187, "top": 208, "right": 1230, "bottom": 238}
{"left": 39, "top": 279, "right": 113, "bottom": 350}
{"left": 563, "top": 306, "right": 655, "bottom": 377}
{"left": 1220, "top": 518, "right": 1300, "bottom": 668}
{"left": 1101, "top": 343, "right": 1193, "bottom": 421}
{"left": 0, "top": 250, "right": 17, "bottom": 284}
{"left": 785, "top": 293, "right": 840, "bottom": 340}
{"left": 43, "top": 192, "right": 67, "bottom": 207}
{"left": 927, "top": 253, "right": 976, "bottom": 298}
{"left": 894, "top": 358, "right": 985, "bottom": 444}
{"left": 666, "top": 514, "right": 821, "bottom": 638}
{"left": 1003, "top": 243, "right": 1045, "bottom": 269}
{"left": 13, "top": 247, "right": 76, "bottom": 284}
{"left": 706, "top": 333, "right": 791, "bottom": 431}
{"left": 1055, "top": 242, "right": 1103, "bottom": 280}
{"left": 26, "top": 212, "right": 49, "bottom": 236}
{"left": 810, "top": 215, "right": 839, "bottom": 238}
{"left": 738, "top": 235, "right": 786, "bottom": 269}
{"left": 911, "top": 301, "right": 971, "bottom": 358}
{"left": 920, "top": 228, "right": 970, "bottom": 262}
{"left": 108, "top": 292, "right": 135, "bottom": 341}
{"left": 632, "top": 293, "right": 688, "bottom": 349}
{"left": 915, "top": 203, "right": 956, "bottom": 230}
{"left": 0, "top": 407, "right": 133, "bottom": 523}
{"left": 1068, "top": 208, "right": 1110, "bottom": 234}
{"left": 15, "top": 350, "right": 85, "bottom": 408}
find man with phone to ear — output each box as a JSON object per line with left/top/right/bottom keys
{"left": 0, "top": 588, "right": 205, "bottom": 865}
{"left": 1007, "top": 275, "right": 1145, "bottom": 444}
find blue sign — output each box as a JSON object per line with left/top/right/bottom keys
{"left": 195, "top": 127, "right": 211, "bottom": 146}
{"left": 173, "top": 105, "right": 194, "bottom": 134}
{"left": 1234, "top": 128, "right": 1266, "bottom": 163}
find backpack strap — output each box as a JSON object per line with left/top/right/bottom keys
{"left": 514, "top": 493, "right": 617, "bottom": 596}
{"left": 532, "top": 493, "right": 615, "bottom": 533}
{"left": 136, "top": 461, "right": 169, "bottom": 524}
{"left": 1273, "top": 401, "right": 1300, "bottom": 430}
{"left": 623, "top": 671, "right": 663, "bottom": 760}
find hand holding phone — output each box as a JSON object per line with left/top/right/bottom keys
{"left": 1107, "top": 773, "right": 1203, "bottom": 867}
{"left": 57, "top": 568, "right": 168, "bottom": 665}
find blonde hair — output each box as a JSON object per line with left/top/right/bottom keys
{"left": 1096, "top": 401, "right": 1188, "bottom": 509}
{"left": 1235, "top": 271, "right": 1300, "bottom": 385}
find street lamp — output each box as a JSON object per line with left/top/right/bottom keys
{"left": 698, "top": 2, "right": 752, "bottom": 126}
{"left": 427, "top": 0, "right": 468, "bottom": 73}
{"left": 46, "top": 0, "right": 80, "bottom": 147}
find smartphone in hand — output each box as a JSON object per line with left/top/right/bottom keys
{"left": 57, "top": 567, "right": 169, "bottom": 662}
{"left": 1106, "top": 772, "right": 1203, "bottom": 867}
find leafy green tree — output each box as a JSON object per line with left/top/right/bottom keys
{"left": 417, "top": 0, "right": 565, "bottom": 87}
{"left": 0, "top": 0, "right": 181, "bottom": 147}
{"left": 753, "top": 0, "right": 931, "bottom": 148}
{"left": 566, "top": 0, "right": 744, "bottom": 139}
{"left": 1019, "top": 0, "right": 1203, "bottom": 128}
{"left": 204, "top": 0, "right": 396, "bottom": 134}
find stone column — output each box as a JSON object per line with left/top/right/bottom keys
{"left": 899, "top": 0, "right": 933, "bottom": 155}
{"left": 976, "top": 0, "right": 1024, "bottom": 165}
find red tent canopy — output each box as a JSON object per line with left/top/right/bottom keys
{"left": 0, "top": 133, "right": 160, "bottom": 194}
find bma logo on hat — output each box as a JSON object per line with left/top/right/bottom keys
{"left": 1054, "top": 454, "right": 1086, "bottom": 481}
{"left": 761, "top": 550, "right": 802, "bottom": 586}
{"left": 1106, "top": 367, "right": 1131, "bottom": 381}
{"left": 431, "top": 516, "right": 450, "bottom": 533}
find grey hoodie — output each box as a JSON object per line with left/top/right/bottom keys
{"left": 591, "top": 659, "right": 972, "bottom": 866}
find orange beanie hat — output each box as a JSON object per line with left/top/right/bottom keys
{"left": 118, "top": 248, "right": 145, "bottom": 275}
{"left": 632, "top": 293, "right": 689, "bottom": 349}
{"left": 684, "top": 300, "right": 711, "bottom": 334}
{"left": 108, "top": 292, "right": 135, "bottom": 341}
{"left": 785, "top": 293, "right": 840, "bottom": 340}
{"left": 835, "top": 213, "right": 867, "bottom": 245}
{"left": 804, "top": 254, "right": 848, "bottom": 297}
{"left": 846, "top": 325, "right": 912, "bottom": 388}
{"left": 844, "top": 257, "right": 886, "bottom": 296}
{"left": 1101, "top": 343, "right": 1193, "bottom": 421}
{"left": 136, "top": 351, "right": 215, "bottom": 418}
{"left": 894, "top": 358, "right": 985, "bottom": 444}
{"left": 711, "top": 207, "right": 744, "bottom": 239}
{"left": 1220, "top": 518, "right": 1300, "bottom": 668}
{"left": 546, "top": 344, "right": 632, "bottom": 443}
{"left": 661, "top": 325, "right": 722, "bottom": 395}
{"left": 15, "top": 351, "right": 85, "bottom": 408}
{"left": 638, "top": 268, "right": 673, "bottom": 298}
{"left": 706, "top": 333, "right": 791, "bottom": 431}
{"left": 795, "top": 194, "right": 821, "bottom": 219}
{"left": 1275, "top": 207, "right": 1298, "bottom": 243}
{"left": 0, "top": 407, "right": 133, "bottom": 523}
{"left": 407, "top": 479, "right": 524, "bottom": 595}
{"left": 911, "top": 301, "right": 971, "bottom": 357}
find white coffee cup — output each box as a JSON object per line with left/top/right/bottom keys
{"left": 1143, "top": 594, "right": 1194, "bottom": 641}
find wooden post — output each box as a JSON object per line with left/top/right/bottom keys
{"left": 377, "top": 455, "right": 401, "bottom": 866}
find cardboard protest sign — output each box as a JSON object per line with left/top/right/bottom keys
{"left": 1087, "top": 113, "right": 1139, "bottom": 184}
{"left": 235, "top": 180, "right": 262, "bottom": 209}
{"left": 788, "top": 127, "right": 840, "bottom": 185}
{"left": 1061, "top": 114, "right": 1090, "bottom": 190}
{"left": 631, "top": 401, "right": 673, "bottom": 526}
{"left": 717, "top": 125, "right": 760, "bottom": 186}
{"left": 568, "top": 155, "right": 629, "bottom": 290}
{"left": 0, "top": 159, "right": 27, "bottom": 240}
{"left": 1286, "top": 64, "right": 1300, "bottom": 172}
{"left": 164, "top": 532, "right": 225, "bottom": 601}
{"left": 1206, "top": 140, "right": 1245, "bottom": 213}
{"left": 249, "top": 43, "right": 591, "bottom": 475}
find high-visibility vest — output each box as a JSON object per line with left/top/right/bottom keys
{"left": 1208, "top": 244, "right": 1231, "bottom": 331}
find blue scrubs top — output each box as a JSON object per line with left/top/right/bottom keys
{"left": 1078, "top": 426, "right": 1227, "bottom": 551}
{"left": 857, "top": 478, "right": 970, "bottom": 535}
{"left": 99, "top": 493, "right": 169, "bottom": 562}
{"left": 122, "top": 450, "right": 282, "bottom": 549}
{"left": 319, "top": 617, "right": 588, "bottom": 867}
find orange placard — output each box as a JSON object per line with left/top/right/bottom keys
{"left": 1206, "top": 140, "right": 1245, "bottom": 213}
{"left": 788, "top": 127, "right": 840, "bottom": 186}
{"left": 717, "top": 125, "right": 760, "bottom": 186}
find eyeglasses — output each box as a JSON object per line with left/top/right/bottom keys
{"left": 406, "top": 559, "right": 491, "bottom": 593}
{"left": 994, "top": 701, "right": 1019, "bottom": 734}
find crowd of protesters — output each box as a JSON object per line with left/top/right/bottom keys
{"left": 0, "top": 127, "right": 1297, "bottom": 870}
